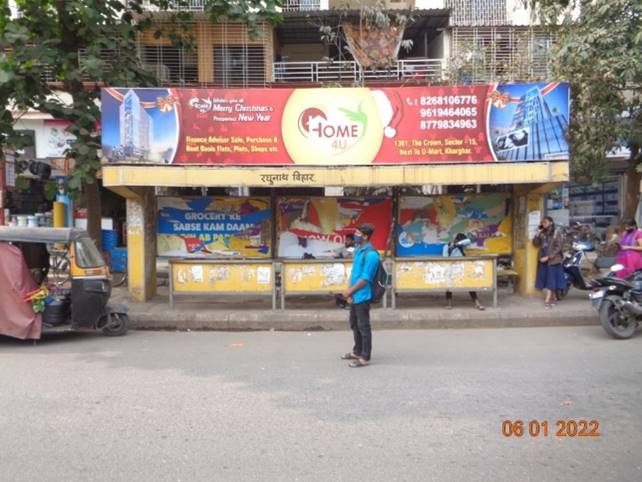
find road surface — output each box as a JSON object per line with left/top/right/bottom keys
{"left": 1, "top": 326, "right": 641, "bottom": 481}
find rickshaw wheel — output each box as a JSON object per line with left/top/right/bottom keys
{"left": 101, "top": 313, "right": 129, "bottom": 337}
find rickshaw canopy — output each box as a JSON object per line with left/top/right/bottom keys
{"left": 0, "top": 227, "right": 88, "bottom": 244}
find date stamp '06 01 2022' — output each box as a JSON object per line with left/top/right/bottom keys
{"left": 502, "top": 420, "right": 601, "bottom": 438}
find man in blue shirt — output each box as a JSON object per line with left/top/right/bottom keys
{"left": 341, "top": 223, "right": 380, "bottom": 367}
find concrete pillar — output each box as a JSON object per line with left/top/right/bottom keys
{"left": 512, "top": 183, "right": 560, "bottom": 297}
{"left": 126, "top": 187, "right": 157, "bottom": 302}
{"left": 108, "top": 186, "right": 157, "bottom": 302}
{"left": 53, "top": 202, "right": 65, "bottom": 228}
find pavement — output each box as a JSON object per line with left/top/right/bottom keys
{"left": 1, "top": 326, "right": 641, "bottom": 481}
{"left": 112, "top": 285, "right": 599, "bottom": 331}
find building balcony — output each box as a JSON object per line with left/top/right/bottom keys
{"left": 138, "top": 0, "right": 205, "bottom": 11}
{"left": 272, "top": 58, "right": 445, "bottom": 84}
{"left": 282, "top": 0, "right": 323, "bottom": 12}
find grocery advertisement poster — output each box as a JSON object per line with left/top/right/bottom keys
{"left": 157, "top": 197, "right": 272, "bottom": 258}
{"left": 101, "top": 82, "right": 569, "bottom": 166}
{"left": 396, "top": 194, "right": 512, "bottom": 256}
{"left": 277, "top": 197, "right": 392, "bottom": 259}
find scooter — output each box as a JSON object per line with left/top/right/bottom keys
{"left": 557, "top": 241, "right": 616, "bottom": 299}
{"left": 589, "top": 265, "right": 642, "bottom": 339}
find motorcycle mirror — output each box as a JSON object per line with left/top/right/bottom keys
{"left": 610, "top": 264, "right": 624, "bottom": 273}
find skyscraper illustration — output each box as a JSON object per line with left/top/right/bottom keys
{"left": 119, "top": 89, "right": 153, "bottom": 158}
{"left": 494, "top": 86, "right": 568, "bottom": 161}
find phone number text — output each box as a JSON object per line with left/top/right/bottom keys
{"left": 420, "top": 119, "right": 478, "bottom": 130}
{"left": 420, "top": 107, "right": 478, "bottom": 118}
{"left": 419, "top": 95, "right": 479, "bottom": 106}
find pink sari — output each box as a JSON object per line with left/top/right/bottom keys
{"left": 615, "top": 229, "right": 642, "bottom": 278}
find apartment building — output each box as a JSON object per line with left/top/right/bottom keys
{"left": 134, "top": 0, "right": 550, "bottom": 88}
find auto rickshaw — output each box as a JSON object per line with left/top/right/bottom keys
{"left": 0, "top": 227, "right": 128, "bottom": 339}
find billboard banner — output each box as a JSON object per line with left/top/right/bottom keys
{"left": 277, "top": 197, "right": 392, "bottom": 259}
{"left": 396, "top": 193, "right": 512, "bottom": 256}
{"left": 101, "top": 82, "right": 569, "bottom": 166}
{"left": 157, "top": 197, "right": 272, "bottom": 258}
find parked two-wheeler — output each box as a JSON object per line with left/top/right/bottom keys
{"left": 557, "top": 240, "right": 616, "bottom": 299}
{"left": 590, "top": 265, "right": 642, "bottom": 339}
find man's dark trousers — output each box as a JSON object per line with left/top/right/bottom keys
{"left": 349, "top": 301, "right": 372, "bottom": 360}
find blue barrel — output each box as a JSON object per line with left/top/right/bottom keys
{"left": 109, "top": 247, "right": 128, "bottom": 273}
{"left": 102, "top": 229, "right": 118, "bottom": 250}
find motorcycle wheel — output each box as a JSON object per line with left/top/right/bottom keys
{"left": 101, "top": 313, "right": 129, "bottom": 337}
{"left": 599, "top": 297, "right": 637, "bottom": 339}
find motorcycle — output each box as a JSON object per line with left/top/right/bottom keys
{"left": 589, "top": 264, "right": 642, "bottom": 339}
{"left": 557, "top": 240, "right": 616, "bottom": 299}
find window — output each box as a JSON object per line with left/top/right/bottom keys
{"left": 141, "top": 45, "right": 198, "bottom": 85}
{"left": 213, "top": 45, "right": 265, "bottom": 87}
{"left": 74, "top": 238, "right": 105, "bottom": 269}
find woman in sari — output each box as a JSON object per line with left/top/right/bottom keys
{"left": 615, "top": 219, "right": 642, "bottom": 278}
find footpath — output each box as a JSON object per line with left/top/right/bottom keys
{"left": 112, "top": 286, "right": 598, "bottom": 331}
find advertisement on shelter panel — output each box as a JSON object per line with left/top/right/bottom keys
{"left": 277, "top": 197, "right": 392, "bottom": 259}
{"left": 157, "top": 197, "right": 272, "bottom": 258}
{"left": 100, "top": 82, "right": 569, "bottom": 166}
{"left": 396, "top": 193, "right": 513, "bottom": 256}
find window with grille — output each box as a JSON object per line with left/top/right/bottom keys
{"left": 141, "top": 45, "right": 198, "bottom": 85}
{"left": 213, "top": 45, "right": 266, "bottom": 87}
{"left": 452, "top": 27, "right": 552, "bottom": 83}
{"left": 447, "top": 0, "right": 507, "bottom": 26}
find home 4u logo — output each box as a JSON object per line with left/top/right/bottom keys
{"left": 281, "top": 88, "right": 386, "bottom": 165}
{"left": 297, "top": 103, "right": 368, "bottom": 154}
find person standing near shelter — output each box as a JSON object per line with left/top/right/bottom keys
{"left": 335, "top": 233, "right": 355, "bottom": 259}
{"left": 533, "top": 216, "right": 565, "bottom": 308}
{"left": 340, "top": 223, "right": 380, "bottom": 368}
{"left": 615, "top": 218, "right": 642, "bottom": 278}
{"left": 443, "top": 232, "right": 485, "bottom": 310}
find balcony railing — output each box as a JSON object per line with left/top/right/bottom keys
{"left": 272, "top": 58, "right": 445, "bottom": 83}
{"left": 138, "top": 0, "right": 205, "bottom": 11}
{"left": 282, "top": 0, "right": 322, "bottom": 12}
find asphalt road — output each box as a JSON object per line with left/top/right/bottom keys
{"left": 1, "top": 326, "right": 641, "bottom": 482}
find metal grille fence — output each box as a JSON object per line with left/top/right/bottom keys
{"left": 282, "top": 0, "right": 322, "bottom": 11}
{"left": 451, "top": 27, "right": 552, "bottom": 83}
{"left": 446, "top": 0, "right": 507, "bottom": 26}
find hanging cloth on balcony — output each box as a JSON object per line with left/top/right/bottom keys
{"left": 341, "top": 20, "right": 405, "bottom": 70}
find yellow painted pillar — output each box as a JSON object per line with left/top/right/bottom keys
{"left": 107, "top": 186, "right": 157, "bottom": 302}
{"left": 125, "top": 187, "right": 157, "bottom": 302}
{"left": 53, "top": 202, "right": 65, "bottom": 228}
{"left": 512, "top": 183, "right": 561, "bottom": 297}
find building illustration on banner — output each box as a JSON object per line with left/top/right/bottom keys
{"left": 489, "top": 82, "right": 569, "bottom": 161}
{"left": 101, "top": 87, "right": 178, "bottom": 163}
{"left": 119, "top": 90, "right": 154, "bottom": 159}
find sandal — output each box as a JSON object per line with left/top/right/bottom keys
{"left": 544, "top": 302, "right": 551, "bottom": 309}
{"left": 341, "top": 352, "right": 360, "bottom": 360}
{"left": 475, "top": 303, "right": 486, "bottom": 311}
{"left": 348, "top": 358, "right": 370, "bottom": 368}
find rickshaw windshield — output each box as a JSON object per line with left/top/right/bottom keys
{"left": 74, "top": 237, "right": 105, "bottom": 268}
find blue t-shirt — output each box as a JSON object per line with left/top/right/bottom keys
{"left": 350, "top": 243, "right": 380, "bottom": 304}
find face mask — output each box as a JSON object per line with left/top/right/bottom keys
{"left": 354, "top": 235, "right": 364, "bottom": 245}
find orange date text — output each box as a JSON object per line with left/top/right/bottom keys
{"left": 501, "top": 419, "right": 600, "bottom": 438}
